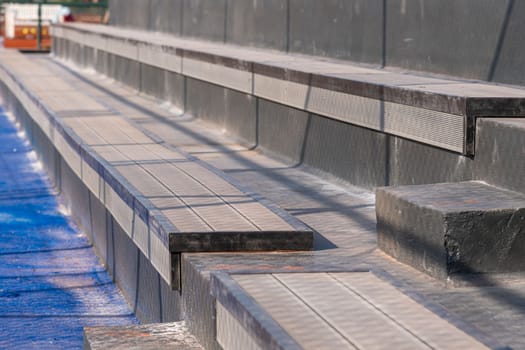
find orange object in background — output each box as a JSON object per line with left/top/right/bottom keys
{"left": 2, "top": 4, "right": 62, "bottom": 51}
{"left": 3, "top": 24, "right": 51, "bottom": 50}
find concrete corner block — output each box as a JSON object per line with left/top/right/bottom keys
{"left": 377, "top": 181, "right": 525, "bottom": 279}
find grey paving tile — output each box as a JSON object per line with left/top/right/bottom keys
{"left": 234, "top": 274, "right": 356, "bottom": 350}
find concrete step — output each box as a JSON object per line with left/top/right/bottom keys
{"left": 52, "top": 23, "right": 525, "bottom": 156}
{"left": 211, "top": 271, "right": 501, "bottom": 350}
{"left": 0, "top": 49, "right": 313, "bottom": 292}
{"left": 377, "top": 181, "right": 525, "bottom": 279}
{"left": 50, "top": 23, "right": 525, "bottom": 193}
{"left": 83, "top": 321, "right": 204, "bottom": 350}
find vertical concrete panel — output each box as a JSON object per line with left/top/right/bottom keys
{"left": 488, "top": 1, "right": 525, "bottom": 85}
{"left": 135, "top": 253, "right": 162, "bottom": 323}
{"left": 165, "top": 71, "right": 185, "bottom": 109}
{"left": 51, "top": 37, "right": 60, "bottom": 58}
{"left": 186, "top": 78, "right": 256, "bottom": 145}
{"left": 121, "top": 0, "right": 150, "bottom": 29}
{"left": 149, "top": 0, "right": 183, "bottom": 34}
{"left": 39, "top": 128, "right": 59, "bottom": 188}
{"left": 107, "top": 53, "right": 117, "bottom": 79}
{"left": 114, "top": 56, "right": 141, "bottom": 90}
{"left": 105, "top": 214, "right": 184, "bottom": 323}
{"left": 186, "top": 78, "right": 226, "bottom": 126}
{"left": 474, "top": 119, "right": 525, "bottom": 194}
{"left": 257, "top": 99, "right": 309, "bottom": 163}
{"left": 302, "top": 114, "right": 387, "bottom": 188}
{"left": 389, "top": 136, "right": 472, "bottom": 186}
{"left": 111, "top": 219, "right": 140, "bottom": 311}
{"left": 182, "top": 0, "right": 227, "bottom": 42}
{"left": 94, "top": 49, "right": 109, "bottom": 76}
{"left": 289, "top": 0, "right": 383, "bottom": 63}
{"left": 226, "top": 0, "right": 287, "bottom": 50}
{"left": 160, "top": 276, "right": 183, "bottom": 322}
{"left": 83, "top": 46, "right": 95, "bottom": 68}
{"left": 60, "top": 158, "right": 93, "bottom": 235}
{"left": 224, "top": 91, "right": 257, "bottom": 146}
{"left": 140, "top": 63, "right": 166, "bottom": 99}
{"left": 182, "top": 256, "right": 222, "bottom": 350}
{"left": 109, "top": 0, "right": 123, "bottom": 26}
{"left": 385, "top": 0, "right": 508, "bottom": 79}
{"left": 89, "top": 191, "right": 109, "bottom": 265}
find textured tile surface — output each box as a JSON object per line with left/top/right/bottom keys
{"left": 229, "top": 272, "right": 489, "bottom": 350}
{"left": 0, "top": 50, "right": 312, "bottom": 262}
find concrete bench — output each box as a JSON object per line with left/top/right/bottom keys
{"left": 0, "top": 49, "right": 312, "bottom": 291}
{"left": 377, "top": 181, "right": 525, "bottom": 280}
{"left": 51, "top": 23, "right": 525, "bottom": 156}
{"left": 211, "top": 271, "right": 500, "bottom": 349}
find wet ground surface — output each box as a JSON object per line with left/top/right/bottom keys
{"left": 0, "top": 108, "right": 137, "bottom": 349}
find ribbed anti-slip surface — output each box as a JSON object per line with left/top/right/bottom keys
{"left": 0, "top": 107, "right": 137, "bottom": 349}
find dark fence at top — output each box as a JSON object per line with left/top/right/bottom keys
{"left": 108, "top": 0, "right": 524, "bottom": 86}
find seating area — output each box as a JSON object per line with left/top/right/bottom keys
{"left": 0, "top": 49, "right": 312, "bottom": 291}
{"left": 2, "top": 10, "right": 525, "bottom": 349}
{"left": 53, "top": 23, "right": 525, "bottom": 156}
{"left": 50, "top": 22, "right": 525, "bottom": 281}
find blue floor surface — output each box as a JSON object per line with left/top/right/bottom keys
{"left": 0, "top": 108, "right": 138, "bottom": 349}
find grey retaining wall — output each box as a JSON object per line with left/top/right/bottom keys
{"left": 109, "top": 0, "right": 525, "bottom": 86}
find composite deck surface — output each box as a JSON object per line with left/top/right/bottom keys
{"left": 0, "top": 107, "right": 137, "bottom": 349}
{"left": 3, "top": 51, "right": 525, "bottom": 348}
{"left": 217, "top": 272, "right": 490, "bottom": 349}
{"left": 0, "top": 49, "right": 311, "bottom": 260}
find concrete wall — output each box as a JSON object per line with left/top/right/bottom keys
{"left": 109, "top": 0, "right": 525, "bottom": 85}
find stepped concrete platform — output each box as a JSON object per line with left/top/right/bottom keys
{"left": 3, "top": 52, "right": 525, "bottom": 349}
{"left": 377, "top": 181, "right": 525, "bottom": 279}
{"left": 211, "top": 272, "right": 500, "bottom": 349}
{"left": 84, "top": 321, "right": 203, "bottom": 350}
{"left": 0, "top": 48, "right": 312, "bottom": 295}
{"left": 51, "top": 23, "right": 525, "bottom": 156}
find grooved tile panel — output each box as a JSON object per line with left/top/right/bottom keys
{"left": 230, "top": 273, "right": 490, "bottom": 350}
{"left": 332, "top": 273, "right": 488, "bottom": 349}
{"left": 216, "top": 302, "right": 264, "bottom": 350}
{"left": 233, "top": 274, "right": 355, "bottom": 350}
{"left": 143, "top": 162, "right": 257, "bottom": 232}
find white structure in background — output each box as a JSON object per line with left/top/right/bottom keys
{"left": 3, "top": 3, "right": 62, "bottom": 38}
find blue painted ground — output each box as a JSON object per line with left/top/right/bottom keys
{"left": 0, "top": 108, "right": 138, "bottom": 349}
